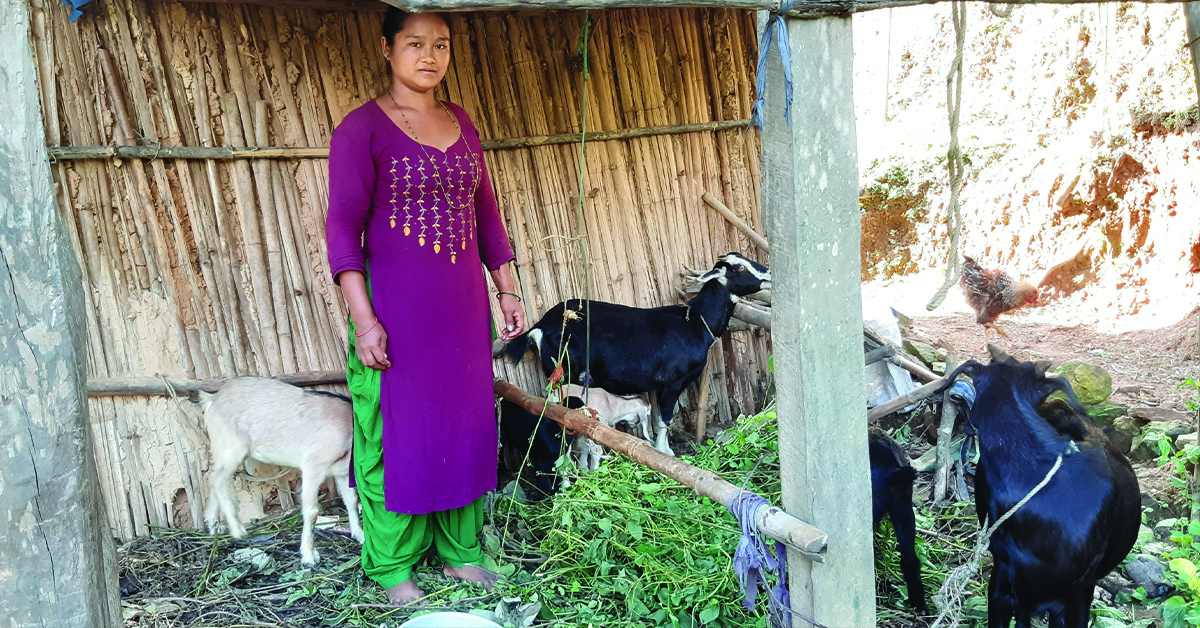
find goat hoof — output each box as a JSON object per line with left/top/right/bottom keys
{"left": 301, "top": 550, "right": 320, "bottom": 567}
{"left": 352, "top": 530, "right": 365, "bottom": 544}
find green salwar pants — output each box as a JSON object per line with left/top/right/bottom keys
{"left": 347, "top": 317, "right": 485, "bottom": 589}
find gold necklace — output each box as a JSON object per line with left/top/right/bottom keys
{"left": 387, "top": 93, "right": 481, "bottom": 262}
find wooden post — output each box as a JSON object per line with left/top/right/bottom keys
{"left": 0, "top": 0, "right": 119, "bottom": 622}
{"left": 759, "top": 12, "right": 877, "bottom": 627}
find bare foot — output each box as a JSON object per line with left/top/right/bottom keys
{"left": 385, "top": 578, "right": 424, "bottom": 605}
{"left": 443, "top": 564, "right": 499, "bottom": 591}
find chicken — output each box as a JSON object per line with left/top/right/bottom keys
{"left": 959, "top": 255, "right": 1039, "bottom": 349}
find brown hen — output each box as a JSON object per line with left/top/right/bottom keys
{"left": 959, "top": 255, "right": 1039, "bottom": 348}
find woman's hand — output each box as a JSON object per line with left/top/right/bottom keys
{"left": 356, "top": 321, "right": 392, "bottom": 370}
{"left": 497, "top": 294, "right": 525, "bottom": 340}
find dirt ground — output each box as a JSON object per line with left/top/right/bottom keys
{"left": 903, "top": 306, "right": 1200, "bottom": 413}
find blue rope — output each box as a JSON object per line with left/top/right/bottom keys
{"left": 728, "top": 492, "right": 792, "bottom": 628}
{"left": 60, "top": 0, "right": 94, "bottom": 21}
{"left": 749, "top": 0, "right": 796, "bottom": 129}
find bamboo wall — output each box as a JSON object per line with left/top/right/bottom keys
{"left": 30, "top": 0, "right": 770, "bottom": 539}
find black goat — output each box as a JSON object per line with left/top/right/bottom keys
{"left": 498, "top": 397, "right": 584, "bottom": 500}
{"left": 503, "top": 253, "right": 770, "bottom": 455}
{"left": 945, "top": 346, "right": 1140, "bottom": 628}
{"left": 869, "top": 427, "right": 927, "bottom": 614}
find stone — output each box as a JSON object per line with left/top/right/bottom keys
{"left": 1130, "top": 406, "right": 1192, "bottom": 424}
{"left": 903, "top": 339, "right": 946, "bottom": 368}
{"left": 1124, "top": 556, "right": 1172, "bottom": 598}
{"left": 1177, "top": 432, "right": 1198, "bottom": 449}
{"left": 1161, "top": 420, "right": 1197, "bottom": 440}
{"left": 1108, "top": 416, "right": 1141, "bottom": 453}
{"left": 1087, "top": 401, "right": 1129, "bottom": 428}
{"left": 1054, "top": 361, "right": 1113, "bottom": 406}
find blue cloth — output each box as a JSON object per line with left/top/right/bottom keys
{"left": 728, "top": 492, "right": 791, "bottom": 628}
{"left": 947, "top": 380, "right": 976, "bottom": 411}
{"left": 749, "top": 0, "right": 795, "bottom": 129}
{"left": 61, "top": 0, "right": 94, "bottom": 21}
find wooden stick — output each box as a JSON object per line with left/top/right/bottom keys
{"left": 864, "top": 345, "right": 895, "bottom": 366}
{"left": 885, "top": 353, "right": 939, "bottom": 383}
{"left": 701, "top": 192, "right": 769, "bottom": 252}
{"left": 494, "top": 380, "right": 828, "bottom": 560}
{"left": 932, "top": 351, "right": 960, "bottom": 505}
{"left": 694, "top": 348, "right": 715, "bottom": 445}
{"left": 87, "top": 371, "right": 349, "bottom": 397}
{"left": 382, "top": 0, "right": 1198, "bottom": 18}
{"left": 732, "top": 302, "right": 771, "bottom": 330}
{"left": 45, "top": 120, "right": 754, "bottom": 162}
{"left": 866, "top": 375, "right": 951, "bottom": 421}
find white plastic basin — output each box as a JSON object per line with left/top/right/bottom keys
{"left": 398, "top": 611, "right": 503, "bottom": 628}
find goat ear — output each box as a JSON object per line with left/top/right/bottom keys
{"left": 987, "top": 344, "right": 1011, "bottom": 363}
{"left": 939, "top": 360, "right": 982, "bottom": 391}
{"left": 696, "top": 266, "right": 727, "bottom": 285}
{"left": 1034, "top": 360, "right": 1053, "bottom": 377}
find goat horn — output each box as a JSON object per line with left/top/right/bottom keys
{"left": 987, "top": 344, "right": 1011, "bottom": 362}
{"left": 1034, "top": 360, "right": 1053, "bottom": 376}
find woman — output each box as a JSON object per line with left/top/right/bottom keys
{"left": 324, "top": 8, "right": 524, "bottom": 605}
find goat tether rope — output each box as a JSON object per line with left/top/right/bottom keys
{"left": 926, "top": 1, "right": 968, "bottom": 311}
{"left": 929, "top": 450, "right": 1068, "bottom": 628}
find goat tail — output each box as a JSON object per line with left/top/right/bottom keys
{"left": 197, "top": 390, "right": 215, "bottom": 414}
{"left": 503, "top": 328, "right": 540, "bottom": 363}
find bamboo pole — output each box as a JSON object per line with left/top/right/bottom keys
{"left": 222, "top": 93, "right": 284, "bottom": 375}
{"left": 46, "top": 120, "right": 754, "bottom": 162}
{"left": 702, "top": 192, "right": 770, "bottom": 252}
{"left": 932, "top": 351, "right": 960, "bottom": 505}
{"left": 494, "top": 380, "right": 828, "bottom": 560}
{"left": 87, "top": 371, "right": 349, "bottom": 397}
{"left": 252, "top": 101, "right": 298, "bottom": 373}
{"left": 866, "top": 375, "right": 952, "bottom": 421}
{"left": 382, "top": 0, "right": 1198, "bottom": 15}
{"left": 694, "top": 348, "right": 716, "bottom": 444}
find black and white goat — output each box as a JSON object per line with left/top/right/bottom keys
{"left": 504, "top": 253, "right": 770, "bottom": 455}
{"left": 869, "top": 427, "right": 927, "bottom": 614}
{"left": 945, "top": 347, "right": 1139, "bottom": 628}
{"left": 200, "top": 377, "right": 363, "bottom": 566}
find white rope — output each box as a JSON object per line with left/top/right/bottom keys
{"left": 929, "top": 452, "right": 1065, "bottom": 628}
{"left": 926, "top": 1, "right": 968, "bottom": 311}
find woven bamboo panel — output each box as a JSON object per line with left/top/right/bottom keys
{"left": 31, "top": 0, "right": 770, "bottom": 538}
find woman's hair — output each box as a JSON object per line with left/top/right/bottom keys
{"left": 382, "top": 7, "right": 448, "bottom": 46}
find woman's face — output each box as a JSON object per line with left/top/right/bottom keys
{"left": 383, "top": 14, "right": 450, "bottom": 95}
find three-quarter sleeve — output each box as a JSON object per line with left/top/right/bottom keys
{"left": 325, "top": 114, "right": 376, "bottom": 284}
{"left": 473, "top": 154, "right": 516, "bottom": 271}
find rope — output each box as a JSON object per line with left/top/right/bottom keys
{"left": 750, "top": 0, "right": 796, "bottom": 129}
{"left": 926, "top": 1, "right": 968, "bottom": 311}
{"left": 728, "top": 492, "right": 795, "bottom": 628}
{"left": 929, "top": 452, "right": 1066, "bottom": 628}
{"left": 988, "top": 4, "right": 1014, "bottom": 18}
{"left": 574, "top": 12, "right": 594, "bottom": 385}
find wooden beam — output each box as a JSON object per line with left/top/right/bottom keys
{"left": 86, "top": 370, "right": 349, "bottom": 397}
{"left": 149, "top": 0, "right": 385, "bottom": 10}
{"left": 494, "top": 380, "right": 828, "bottom": 559}
{"left": 379, "top": 0, "right": 1196, "bottom": 18}
{"left": 46, "top": 119, "right": 752, "bottom": 161}
{"left": 0, "top": 0, "right": 119, "bottom": 621}
{"left": 760, "top": 12, "right": 875, "bottom": 627}
{"left": 702, "top": 192, "right": 770, "bottom": 252}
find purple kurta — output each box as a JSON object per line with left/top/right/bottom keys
{"left": 325, "top": 100, "right": 514, "bottom": 514}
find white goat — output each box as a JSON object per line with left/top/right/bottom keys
{"left": 199, "top": 377, "right": 363, "bottom": 566}
{"left": 554, "top": 384, "right": 655, "bottom": 472}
